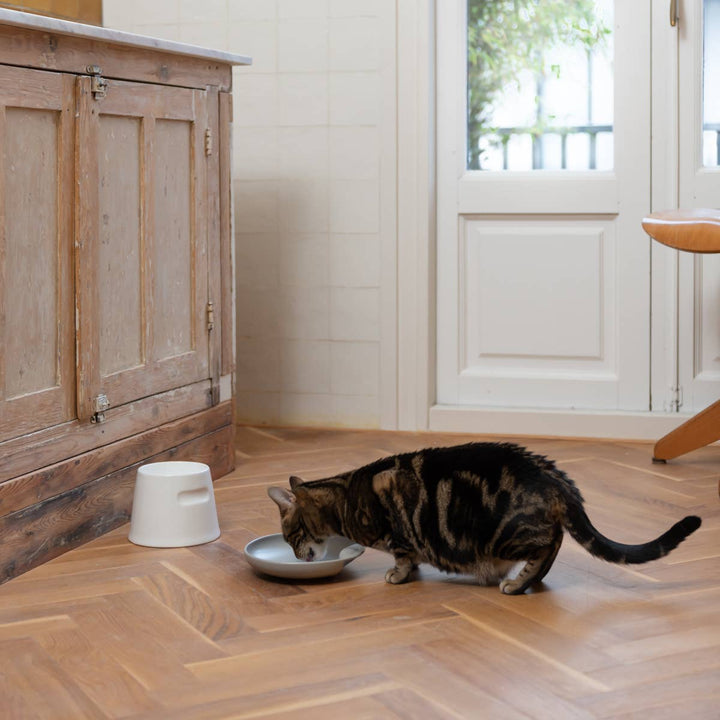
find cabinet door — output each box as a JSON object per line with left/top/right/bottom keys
{"left": 0, "top": 66, "right": 75, "bottom": 442}
{"left": 76, "top": 78, "right": 210, "bottom": 420}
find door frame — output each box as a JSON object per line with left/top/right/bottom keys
{"left": 395, "top": 0, "right": 694, "bottom": 439}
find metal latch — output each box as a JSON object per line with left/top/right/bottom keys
{"left": 91, "top": 393, "right": 110, "bottom": 423}
{"left": 206, "top": 301, "right": 215, "bottom": 332}
{"left": 87, "top": 65, "right": 108, "bottom": 100}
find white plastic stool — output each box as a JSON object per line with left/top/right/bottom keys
{"left": 129, "top": 461, "right": 220, "bottom": 547}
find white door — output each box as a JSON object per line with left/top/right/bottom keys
{"left": 436, "top": 1, "right": 652, "bottom": 416}
{"left": 676, "top": 0, "right": 720, "bottom": 414}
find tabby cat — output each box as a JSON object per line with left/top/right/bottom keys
{"left": 268, "top": 442, "right": 701, "bottom": 594}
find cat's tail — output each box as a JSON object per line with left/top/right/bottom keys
{"left": 563, "top": 499, "right": 701, "bottom": 564}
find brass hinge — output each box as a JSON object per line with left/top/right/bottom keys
{"left": 86, "top": 65, "right": 108, "bottom": 100}
{"left": 91, "top": 393, "right": 110, "bottom": 423}
{"left": 205, "top": 128, "right": 213, "bottom": 156}
{"left": 206, "top": 301, "right": 215, "bottom": 332}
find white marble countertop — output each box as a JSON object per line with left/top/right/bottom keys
{"left": 0, "top": 7, "right": 251, "bottom": 66}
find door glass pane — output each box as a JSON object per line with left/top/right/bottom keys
{"left": 704, "top": 0, "right": 720, "bottom": 167}
{"left": 467, "top": 0, "right": 614, "bottom": 171}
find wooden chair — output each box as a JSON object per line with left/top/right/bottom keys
{"left": 642, "top": 208, "right": 720, "bottom": 462}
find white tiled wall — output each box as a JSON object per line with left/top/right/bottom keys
{"left": 102, "top": 0, "right": 395, "bottom": 429}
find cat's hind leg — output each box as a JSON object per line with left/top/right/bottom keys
{"left": 499, "top": 536, "right": 562, "bottom": 595}
{"left": 533, "top": 533, "right": 563, "bottom": 584}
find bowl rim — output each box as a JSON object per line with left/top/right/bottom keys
{"left": 243, "top": 533, "right": 365, "bottom": 578}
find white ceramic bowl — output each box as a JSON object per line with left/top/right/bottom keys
{"left": 244, "top": 534, "right": 364, "bottom": 579}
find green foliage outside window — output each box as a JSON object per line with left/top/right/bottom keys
{"left": 467, "top": 0, "right": 610, "bottom": 169}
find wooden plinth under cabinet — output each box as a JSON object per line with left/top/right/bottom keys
{"left": 0, "top": 9, "right": 250, "bottom": 583}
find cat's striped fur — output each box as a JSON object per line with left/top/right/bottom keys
{"left": 268, "top": 442, "right": 701, "bottom": 594}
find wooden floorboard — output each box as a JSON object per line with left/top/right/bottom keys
{"left": 1, "top": 426, "right": 719, "bottom": 719}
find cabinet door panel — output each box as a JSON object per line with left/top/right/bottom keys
{"left": 153, "top": 118, "right": 194, "bottom": 360}
{"left": 0, "top": 67, "right": 75, "bottom": 442}
{"left": 76, "top": 78, "right": 209, "bottom": 419}
{"left": 98, "top": 114, "right": 144, "bottom": 377}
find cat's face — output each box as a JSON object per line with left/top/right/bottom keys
{"left": 267, "top": 478, "right": 332, "bottom": 561}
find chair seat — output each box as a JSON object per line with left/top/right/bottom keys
{"left": 642, "top": 208, "right": 720, "bottom": 253}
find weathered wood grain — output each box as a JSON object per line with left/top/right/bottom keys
{"left": 0, "top": 380, "right": 214, "bottom": 483}
{"left": 0, "top": 418, "right": 233, "bottom": 583}
{"left": 0, "top": 23, "right": 232, "bottom": 90}
{"left": 0, "top": 402, "right": 232, "bottom": 517}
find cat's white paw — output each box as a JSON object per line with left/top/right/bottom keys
{"left": 499, "top": 578, "right": 521, "bottom": 594}
{"left": 385, "top": 567, "right": 410, "bottom": 584}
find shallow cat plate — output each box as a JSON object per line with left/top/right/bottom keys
{"left": 244, "top": 534, "right": 365, "bottom": 580}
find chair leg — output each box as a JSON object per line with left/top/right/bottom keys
{"left": 654, "top": 397, "right": 720, "bottom": 461}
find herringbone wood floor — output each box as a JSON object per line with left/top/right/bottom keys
{"left": 1, "top": 426, "right": 719, "bottom": 719}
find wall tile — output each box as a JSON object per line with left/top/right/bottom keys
{"left": 329, "top": 17, "right": 380, "bottom": 71}
{"left": 280, "top": 393, "right": 336, "bottom": 426}
{"left": 134, "top": 0, "right": 178, "bottom": 25}
{"left": 280, "top": 286, "right": 330, "bottom": 340}
{"left": 279, "top": 180, "right": 329, "bottom": 233}
{"left": 329, "top": 126, "right": 378, "bottom": 179}
{"left": 103, "top": 1, "right": 135, "bottom": 29}
{"left": 278, "top": 19, "right": 329, "bottom": 73}
{"left": 278, "top": 127, "right": 329, "bottom": 179}
{"left": 232, "top": 73, "right": 279, "bottom": 127}
{"left": 329, "top": 0, "right": 384, "bottom": 17}
{"left": 279, "top": 0, "right": 329, "bottom": 19}
{"left": 236, "top": 338, "right": 282, "bottom": 392}
{"left": 330, "top": 287, "right": 380, "bottom": 341}
{"left": 330, "top": 179, "right": 379, "bottom": 233}
{"left": 279, "top": 233, "right": 330, "bottom": 287}
{"left": 281, "top": 340, "right": 332, "bottom": 393}
{"left": 330, "top": 234, "right": 380, "bottom": 287}
{"left": 235, "top": 391, "right": 282, "bottom": 425}
{"left": 233, "top": 126, "right": 279, "bottom": 180}
{"left": 331, "top": 341, "right": 380, "bottom": 395}
{"left": 329, "top": 72, "right": 379, "bottom": 125}
{"left": 236, "top": 287, "right": 282, "bottom": 338}
{"left": 235, "top": 180, "right": 280, "bottom": 233}
{"left": 334, "top": 394, "right": 380, "bottom": 428}
{"left": 236, "top": 233, "right": 280, "bottom": 288}
{"left": 278, "top": 73, "right": 328, "bottom": 126}
{"left": 229, "top": 0, "right": 277, "bottom": 21}
{"left": 179, "top": 0, "right": 225, "bottom": 22}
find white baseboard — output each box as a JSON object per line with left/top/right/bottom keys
{"left": 429, "top": 405, "right": 692, "bottom": 442}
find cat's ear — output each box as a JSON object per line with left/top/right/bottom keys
{"left": 268, "top": 486, "right": 296, "bottom": 510}
{"left": 289, "top": 475, "right": 305, "bottom": 490}
{"left": 292, "top": 484, "right": 313, "bottom": 505}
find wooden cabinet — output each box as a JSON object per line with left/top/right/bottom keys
{"left": 0, "top": 9, "right": 249, "bottom": 583}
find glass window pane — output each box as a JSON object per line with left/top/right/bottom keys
{"left": 704, "top": 0, "right": 720, "bottom": 168}
{"left": 467, "top": 0, "right": 614, "bottom": 171}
